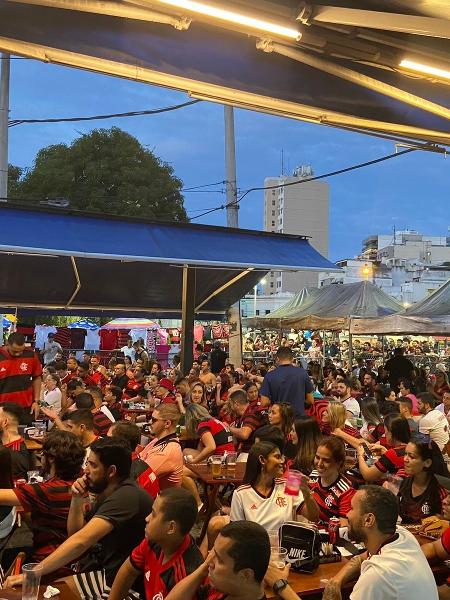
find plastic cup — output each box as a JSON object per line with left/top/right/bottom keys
{"left": 268, "top": 529, "right": 279, "bottom": 548}
{"left": 284, "top": 470, "right": 302, "bottom": 496}
{"left": 22, "top": 563, "right": 43, "bottom": 600}
{"left": 226, "top": 452, "right": 237, "bottom": 477}
{"left": 211, "top": 455, "right": 223, "bottom": 478}
{"left": 270, "top": 547, "right": 288, "bottom": 569}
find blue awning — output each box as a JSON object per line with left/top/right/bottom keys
{"left": 0, "top": 205, "right": 338, "bottom": 316}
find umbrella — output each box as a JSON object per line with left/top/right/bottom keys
{"left": 68, "top": 319, "right": 99, "bottom": 330}
{"left": 101, "top": 318, "right": 159, "bottom": 330}
{"left": 2, "top": 316, "right": 11, "bottom": 328}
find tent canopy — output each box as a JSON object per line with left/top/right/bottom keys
{"left": 67, "top": 319, "right": 99, "bottom": 330}
{"left": 280, "top": 281, "right": 403, "bottom": 331}
{"left": 350, "top": 279, "right": 450, "bottom": 335}
{"left": 244, "top": 286, "right": 323, "bottom": 329}
{"left": 0, "top": 0, "right": 449, "bottom": 145}
{"left": 101, "top": 318, "right": 159, "bottom": 330}
{"left": 0, "top": 204, "right": 338, "bottom": 316}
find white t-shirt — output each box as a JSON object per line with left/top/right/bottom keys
{"left": 42, "top": 340, "right": 62, "bottom": 365}
{"left": 44, "top": 388, "right": 62, "bottom": 414}
{"left": 343, "top": 397, "right": 361, "bottom": 418}
{"left": 350, "top": 527, "right": 438, "bottom": 600}
{"left": 419, "top": 409, "right": 450, "bottom": 451}
{"left": 230, "top": 479, "right": 304, "bottom": 532}
{"left": 120, "top": 345, "right": 135, "bottom": 360}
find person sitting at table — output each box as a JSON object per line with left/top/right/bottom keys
{"left": 228, "top": 389, "right": 268, "bottom": 454}
{"left": 182, "top": 404, "right": 234, "bottom": 508}
{"left": 103, "top": 385, "right": 123, "bottom": 421}
{"left": 306, "top": 436, "right": 355, "bottom": 526}
{"left": 0, "top": 430, "right": 84, "bottom": 568}
{"left": 398, "top": 434, "right": 448, "bottom": 524}
{"left": 322, "top": 401, "right": 362, "bottom": 448}
{"left": 417, "top": 392, "right": 450, "bottom": 452}
{"left": 166, "top": 521, "right": 300, "bottom": 600}
{"left": 268, "top": 402, "right": 294, "bottom": 449}
{"left": 189, "top": 381, "right": 208, "bottom": 408}
{"left": 231, "top": 441, "right": 319, "bottom": 528}
{"left": 357, "top": 413, "right": 411, "bottom": 483}
{"left": 6, "top": 438, "right": 153, "bottom": 599}
{"left": 398, "top": 396, "right": 419, "bottom": 434}
{"left": 0, "top": 403, "right": 30, "bottom": 479}
{"left": 86, "top": 385, "right": 116, "bottom": 424}
{"left": 139, "top": 404, "right": 184, "bottom": 490}
{"left": 65, "top": 409, "right": 99, "bottom": 468}
{"left": 0, "top": 446, "right": 16, "bottom": 541}
{"left": 288, "top": 416, "right": 322, "bottom": 475}
{"left": 359, "top": 397, "right": 385, "bottom": 443}
{"left": 323, "top": 485, "right": 438, "bottom": 600}
{"left": 108, "top": 488, "right": 203, "bottom": 600}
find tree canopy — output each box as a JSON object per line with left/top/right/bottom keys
{"left": 9, "top": 127, "right": 188, "bottom": 221}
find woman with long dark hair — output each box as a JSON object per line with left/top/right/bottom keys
{"left": 357, "top": 413, "right": 411, "bottom": 482}
{"left": 268, "top": 403, "right": 294, "bottom": 440}
{"left": 398, "top": 435, "right": 448, "bottom": 523}
{"left": 360, "top": 396, "right": 384, "bottom": 443}
{"left": 290, "top": 417, "right": 322, "bottom": 475}
{"left": 230, "top": 441, "right": 319, "bottom": 530}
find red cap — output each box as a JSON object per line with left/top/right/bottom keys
{"left": 158, "top": 378, "right": 175, "bottom": 392}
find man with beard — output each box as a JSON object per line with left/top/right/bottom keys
{"left": 0, "top": 430, "right": 84, "bottom": 568}
{"left": 0, "top": 403, "right": 30, "bottom": 479}
{"left": 322, "top": 486, "right": 437, "bottom": 600}
{"left": 335, "top": 379, "right": 361, "bottom": 419}
{"left": 362, "top": 372, "right": 377, "bottom": 397}
{"left": 5, "top": 438, "right": 153, "bottom": 599}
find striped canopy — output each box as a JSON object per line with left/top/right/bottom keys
{"left": 101, "top": 318, "right": 160, "bottom": 330}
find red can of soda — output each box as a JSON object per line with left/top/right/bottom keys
{"left": 328, "top": 517, "right": 340, "bottom": 545}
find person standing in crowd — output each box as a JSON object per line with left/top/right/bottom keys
{"left": 417, "top": 392, "right": 450, "bottom": 451}
{"left": 259, "top": 347, "right": 313, "bottom": 417}
{"left": 0, "top": 332, "right": 42, "bottom": 418}
{"left": 41, "top": 333, "right": 62, "bottom": 366}
{"left": 133, "top": 341, "right": 150, "bottom": 371}
{"left": 323, "top": 486, "right": 438, "bottom": 600}
{"left": 199, "top": 359, "right": 217, "bottom": 389}
{"left": 108, "top": 488, "right": 203, "bottom": 600}
{"left": 139, "top": 404, "right": 184, "bottom": 489}
{"left": 6, "top": 438, "right": 153, "bottom": 598}
{"left": 384, "top": 347, "right": 414, "bottom": 391}
{"left": 0, "top": 403, "right": 30, "bottom": 479}
{"left": 209, "top": 341, "right": 227, "bottom": 375}
{"left": 120, "top": 339, "right": 135, "bottom": 362}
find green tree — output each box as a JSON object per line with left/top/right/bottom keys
{"left": 9, "top": 127, "right": 187, "bottom": 221}
{"left": 7, "top": 164, "right": 24, "bottom": 198}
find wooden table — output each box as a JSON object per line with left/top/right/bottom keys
{"left": 25, "top": 438, "right": 43, "bottom": 451}
{"left": 0, "top": 582, "right": 77, "bottom": 599}
{"left": 188, "top": 462, "right": 246, "bottom": 544}
{"left": 121, "top": 407, "right": 153, "bottom": 422}
{"left": 264, "top": 532, "right": 449, "bottom": 598}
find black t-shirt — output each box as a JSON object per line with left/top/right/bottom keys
{"left": 111, "top": 374, "right": 129, "bottom": 390}
{"left": 385, "top": 356, "right": 414, "bottom": 388}
{"left": 209, "top": 349, "right": 227, "bottom": 375}
{"left": 398, "top": 476, "right": 446, "bottom": 524}
{"left": 80, "top": 479, "right": 153, "bottom": 585}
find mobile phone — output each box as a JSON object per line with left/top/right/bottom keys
{"left": 362, "top": 443, "right": 373, "bottom": 459}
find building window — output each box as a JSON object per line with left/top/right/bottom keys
{"left": 272, "top": 199, "right": 276, "bottom": 205}
{"left": 272, "top": 221, "right": 275, "bottom": 226}
{"left": 272, "top": 191, "right": 276, "bottom": 196}
{"left": 255, "top": 309, "right": 260, "bottom": 316}
{"left": 272, "top": 210, "right": 275, "bottom": 216}
{"left": 270, "top": 282, "right": 274, "bottom": 288}
{"left": 265, "top": 309, "right": 271, "bottom": 314}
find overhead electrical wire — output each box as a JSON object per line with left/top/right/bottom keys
{"left": 189, "top": 146, "right": 418, "bottom": 221}
{"left": 8, "top": 99, "right": 202, "bottom": 127}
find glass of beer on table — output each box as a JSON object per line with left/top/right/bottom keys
{"left": 211, "top": 455, "right": 223, "bottom": 478}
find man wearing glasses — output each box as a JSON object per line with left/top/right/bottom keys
{"left": 139, "top": 404, "right": 184, "bottom": 489}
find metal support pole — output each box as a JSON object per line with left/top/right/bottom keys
{"left": 224, "top": 105, "right": 242, "bottom": 366}
{"left": 180, "top": 265, "right": 196, "bottom": 375}
{"left": 0, "top": 53, "right": 10, "bottom": 202}
{"left": 348, "top": 332, "right": 353, "bottom": 372}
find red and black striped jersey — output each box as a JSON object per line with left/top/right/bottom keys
{"left": 130, "top": 534, "right": 203, "bottom": 599}
{"left": 234, "top": 406, "right": 268, "bottom": 452}
{"left": 307, "top": 471, "right": 355, "bottom": 523}
{"left": 197, "top": 419, "right": 234, "bottom": 455}
{"left": 14, "top": 477, "right": 74, "bottom": 562}
{"left": 4, "top": 437, "right": 30, "bottom": 480}
{"left": 374, "top": 445, "right": 406, "bottom": 476}
{"left": 0, "top": 347, "right": 42, "bottom": 408}
{"left": 92, "top": 408, "right": 113, "bottom": 436}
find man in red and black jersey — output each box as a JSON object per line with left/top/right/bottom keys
{"left": 89, "top": 355, "right": 110, "bottom": 389}
{"left": 228, "top": 390, "right": 268, "bottom": 453}
{"left": 0, "top": 430, "right": 84, "bottom": 567}
{"left": 77, "top": 362, "right": 97, "bottom": 388}
{"left": 0, "top": 332, "right": 42, "bottom": 418}
{"left": 0, "top": 404, "right": 30, "bottom": 479}
{"left": 124, "top": 367, "right": 147, "bottom": 400}
{"left": 62, "top": 356, "right": 80, "bottom": 386}
{"left": 108, "top": 488, "right": 203, "bottom": 600}
{"left": 163, "top": 521, "right": 291, "bottom": 600}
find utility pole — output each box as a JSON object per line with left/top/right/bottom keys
{"left": 0, "top": 53, "right": 10, "bottom": 203}
{"left": 224, "top": 106, "right": 242, "bottom": 366}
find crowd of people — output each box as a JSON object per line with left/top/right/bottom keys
{"left": 0, "top": 330, "right": 449, "bottom": 599}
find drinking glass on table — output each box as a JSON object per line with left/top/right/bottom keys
{"left": 270, "top": 547, "right": 288, "bottom": 569}
{"left": 211, "top": 455, "right": 223, "bottom": 478}
{"left": 22, "top": 563, "right": 43, "bottom": 600}
{"left": 225, "top": 452, "right": 237, "bottom": 477}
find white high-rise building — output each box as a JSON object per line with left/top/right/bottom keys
{"left": 263, "top": 165, "right": 329, "bottom": 294}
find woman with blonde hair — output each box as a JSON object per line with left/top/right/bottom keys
{"left": 322, "top": 401, "right": 362, "bottom": 448}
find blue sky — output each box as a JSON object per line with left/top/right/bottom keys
{"left": 7, "top": 58, "right": 450, "bottom": 262}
